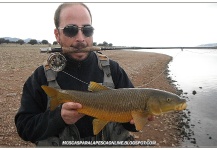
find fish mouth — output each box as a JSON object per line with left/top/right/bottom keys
{"left": 176, "top": 102, "right": 187, "bottom": 111}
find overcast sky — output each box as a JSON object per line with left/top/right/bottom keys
{"left": 0, "top": 3, "right": 217, "bottom": 46}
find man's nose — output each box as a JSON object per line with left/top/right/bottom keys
{"left": 75, "top": 29, "right": 85, "bottom": 42}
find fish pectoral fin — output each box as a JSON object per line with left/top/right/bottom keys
{"left": 88, "top": 81, "right": 111, "bottom": 92}
{"left": 93, "top": 119, "right": 109, "bottom": 135}
{"left": 131, "top": 111, "right": 149, "bottom": 131}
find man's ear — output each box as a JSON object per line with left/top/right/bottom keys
{"left": 54, "top": 28, "right": 60, "bottom": 43}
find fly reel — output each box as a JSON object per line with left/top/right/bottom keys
{"left": 47, "top": 52, "right": 66, "bottom": 72}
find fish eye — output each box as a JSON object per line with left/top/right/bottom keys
{"left": 167, "top": 98, "right": 171, "bottom": 102}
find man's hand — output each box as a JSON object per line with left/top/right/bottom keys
{"left": 61, "top": 102, "right": 84, "bottom": 124}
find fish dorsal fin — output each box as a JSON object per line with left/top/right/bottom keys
{"left": 88, "top": 81, "right": 111, "bottom": 92}
{"left": 131, "top": 110, "right": 150, "bottom": 131}
{"left": 93, "top": 119, "right": 109, "bottom": 135}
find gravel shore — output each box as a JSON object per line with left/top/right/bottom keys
{"left": 0, "top": 45, "right": 187, "bottom": 147}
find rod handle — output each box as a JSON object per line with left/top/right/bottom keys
{"left": 62, "top": 46, "right": 101, "bottom": 53}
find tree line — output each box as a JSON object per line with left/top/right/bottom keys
{"left": 0, "top": 38, "right": 113, "bottom": 47}
{"left": 0, "top": 38, "right": 50, "bottom": 45}
{"left": 93, "top": 41, "right": 113, "bottom": 47}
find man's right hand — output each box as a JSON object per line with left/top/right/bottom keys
{"left": 61, "top": 102, "right": 84, "bottom": 124}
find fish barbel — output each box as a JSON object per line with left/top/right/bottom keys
{"left": 41, "top": 82, "right": 187, "bottom": 135}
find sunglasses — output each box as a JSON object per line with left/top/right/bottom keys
{"left": 58, "top": 25, "right": 94, "bottom": 38}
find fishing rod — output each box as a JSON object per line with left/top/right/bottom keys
{"left": 40, "top": 46, "right": 217, "bottom": 72}
{"left": 40, "top": 46, "right": 217, "bottom": 53}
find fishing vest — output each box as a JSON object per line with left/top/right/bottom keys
{"left": 36, "top": 52, "right": 134, "bottom": 147}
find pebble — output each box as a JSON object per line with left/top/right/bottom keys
{"left": 192, "top": 90, "right": 197, "bottom": 95}
{"left": 6, "top": 93, "right": 17, "bottom": 97}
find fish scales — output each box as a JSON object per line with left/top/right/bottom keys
{"left": 55, "top": 88, "right": 150, "bottom": 122}
{"left": 59, "top": 88, "right": 149, "bottom": 112}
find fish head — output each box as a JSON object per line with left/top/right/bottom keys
{"left": 147, "top": 89, "right": 187, "bottom": 115}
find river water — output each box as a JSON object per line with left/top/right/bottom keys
{"left": 134, "top": 48, "right": 217, "bottom": 148}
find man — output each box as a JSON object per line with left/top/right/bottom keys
{"left": 15, "top": 3, "right": 136, "bottom": 146}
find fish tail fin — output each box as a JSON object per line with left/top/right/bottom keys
{"left": 41, "top": 85, "right": 60, "bottom": 111}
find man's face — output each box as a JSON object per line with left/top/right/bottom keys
{"left": 54, "top": 4, "right": 93, "bottom": 61}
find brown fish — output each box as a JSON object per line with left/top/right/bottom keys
{"left": 41, "top": 82, "right": 187, "bottom": 135}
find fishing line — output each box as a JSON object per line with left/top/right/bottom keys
{"left": 139, "top": 49, "right": 183, "bottom": 87}
{"left": 61, "top": 70, "right": 89, "bottom": 85}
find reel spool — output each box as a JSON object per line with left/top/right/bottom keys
{"left": 47, "top": 52, "right": 67, "bottom": 72}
